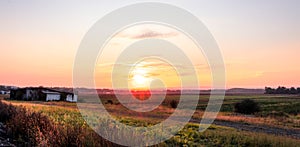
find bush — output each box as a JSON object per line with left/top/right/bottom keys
{"left": 234, "top": 99, "right": 260, "bottom": 114}
{"left": 0, "top": 100, "right": 117, "bottom": 146}
{"left": 0, "top": 102, "right": 17, "bottom": 122}
{"left": 106, "top": 100, "right": 113, "bottom": 105}
{"left": 4, "top": 104, "right": 61, "bottom": 146}
{"left": 170, "top": 100, "right": 178, "bottom": 108}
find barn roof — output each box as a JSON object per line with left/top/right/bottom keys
{"left": 41, "top": 90, "right": 60, "bottom": 94}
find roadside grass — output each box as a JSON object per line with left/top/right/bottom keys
{"left": 5, "top": 93, "right": 300, "bottom": 128}
{"left": 163, "top": 123, "right": 300, "bottom": 147}
{"left": 5, "top": 94, "right": 300, "bottom": 129}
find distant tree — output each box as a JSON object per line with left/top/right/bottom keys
{"left": 285, "top": 89, "right": 291, "bottom": 94}
{"left": 275, "top": 86, "right": 280, "bottom": 94}
{"left": 234, "top": 99, "right": 260, "bottom": 114}
{"left": 290, "top": 87, "right": 297, "bottom": 94}
{"left": 265, "top": 87, "right": 275, "bottom": 94}
{"left": 276, "top": 86, "right": 288, "bottom": 94}
{"left": 15, "top": 91, "right": 24, "bottom": 100}
{"left": 0, "top": 85, "right": 5, "bottom": 91}
{"left": 265, "top": 86, "right": 300, "bottom": 94}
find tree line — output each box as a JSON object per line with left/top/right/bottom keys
{"left": 265, "top": 86, "right": 300, "bottom": 94}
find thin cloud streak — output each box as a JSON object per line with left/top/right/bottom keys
{"left": 117, "top": 29, "right": 178, "bottom": 39}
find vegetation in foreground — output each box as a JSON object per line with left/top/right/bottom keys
{"left": 1, "top": 93, "right": 300, "bottom": 146}
{"left": 234, "top": 99, "right": 260, "bottom": 114}
{"left": 0, "top": 100, "right": 116, "bottom": 146}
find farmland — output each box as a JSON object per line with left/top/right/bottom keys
{"left": 0, "top": 94, "right": 300, "bottom": 146}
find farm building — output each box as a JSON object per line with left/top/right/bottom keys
{"left": 10, "top": 87, "right": 77, "bottom": 102}
{"left": 0, "top": 90, "right": 9, "bottom": 94}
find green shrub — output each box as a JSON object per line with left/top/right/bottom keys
{"left": 234, "top": 99, "right": 260, "bottom": 114}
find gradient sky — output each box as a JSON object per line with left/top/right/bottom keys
{"left": 0, "top": 0, "right": 299, "bottom": 89}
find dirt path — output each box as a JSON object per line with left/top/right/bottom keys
{"left": 190, "top": 119, "right": 300, "bottom": 139}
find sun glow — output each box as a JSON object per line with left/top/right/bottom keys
{"left": 129, "top": 67, "right": 151, "bottom": 90}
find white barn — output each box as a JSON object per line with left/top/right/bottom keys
{"left": 66, "top": 93, "right": 77, "bottom": 102}
{"left": 43, "top": 91, "right": 61, "bottom": 101}
{"left": 10, "top": 87, "right": 78, "bottom": 102}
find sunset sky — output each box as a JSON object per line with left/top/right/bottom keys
{"left": 0, "top": 0, "right": 299, "bottom": 89}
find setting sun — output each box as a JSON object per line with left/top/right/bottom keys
{"left": 129, "top": 63, "right": 152, "bottom": 90}
{"left": 130, "top": 73, "right": 150, "bottom": 90}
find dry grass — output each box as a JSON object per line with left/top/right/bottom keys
{"left": 5, "top": 99, "right": 300, "bottom": 129}
{"left": 2, "top": 99, "right": 300, "bottom": 146}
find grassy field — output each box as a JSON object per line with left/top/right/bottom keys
{"left": 1, "top": 94, "right": 300, "bottom": 146}
{"left": 93, "top": 93, "right": 300, "bottom": 128}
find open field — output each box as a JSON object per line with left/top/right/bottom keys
{"left": 79, "top": 93, "right": 300, "bottom": 128}
{"left": 1, "top": 93, "right": 300, "bottom": 146}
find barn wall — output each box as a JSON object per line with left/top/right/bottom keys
{"left": 73, "top": 95, "right": 78, "bottom": 102}
{"left": 66, "top": 94, "right": 78, "bottom": 102}
{"left": 46, "top": 94, "right": 60, "bottom": 101}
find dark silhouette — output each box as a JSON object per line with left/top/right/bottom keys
{"left": 234, "top": 99, "right": 260, "bottom": 114}
{"left": 169, "top": 100, "right": 178, "bottom": 108}
{"left": 265, "top": 86, "right": 300, "bottom": 94}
